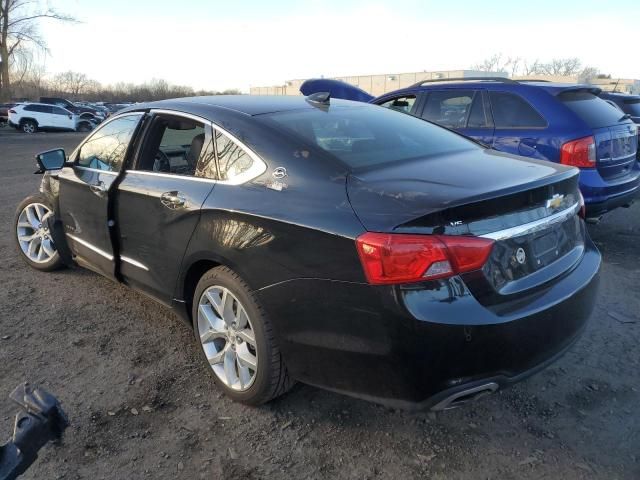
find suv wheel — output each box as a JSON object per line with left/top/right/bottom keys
{"left": 14, "top": 194, "right": 64, "bottom": 271}
{"left": 21, "top": 120, "right": 37, "bottom": 134}
{"left": 192, "top": 266, "right": 293, "bottom": 405}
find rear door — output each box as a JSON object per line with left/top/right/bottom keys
{"left": 419, "top": 90, "right": 495, "bottom": 146}
{"left": 116, "top": 111, "right": 216, "bottom": 303}
{"left": 487, "top": 91, "right": 548, "bottom": 158}
{"left": 57, "top": 113, "right": 144, "bottom": 278}
{"left": 51, "top": 106, "right": 74, "bottom": 130}
{"left": 559, "top": 90, "right": 638, "bottom": 180}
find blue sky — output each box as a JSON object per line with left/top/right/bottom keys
{"left": 38, "top": 0, "right": 640, "bottom": 91}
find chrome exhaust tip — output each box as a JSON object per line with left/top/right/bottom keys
{"left": 431, "top": 382, "right": 499, "bottom": 411}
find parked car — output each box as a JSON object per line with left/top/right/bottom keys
{"left": 0, "top": 103, "right": 18, "bottom": 127}
{"left": 8, "top": 103, "right": 94, "bottom": 133}
{"left": 39, "top": 97, "right": 104, "bottom": 122}
{"left": 301, "top": 78, "right": 640, "bottom": 222}
{"left": 15, "top": 95, "right": 600, "bottom": 410}
{"left": 598, "top": 91, "right": 640, "bottom": 125}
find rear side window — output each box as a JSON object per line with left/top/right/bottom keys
{"left": 24, "top": 104, "right": 52, "bottom": 114}
{"left": 489, "top": 92, "right": 547, "bottom": 128}
{"left": 77, "top": 114, "right": 142, "bottom": 171}
{"left": 559, "top": 91, "right": 624, "bottom": 128}
{"left": 422, "top": 90, "right": 474, "bottom": 128}
{"left": 378, "top": 95, "right": 416, "bottom": 114}
{"left": 52, "top": 106, "right": 69, "bottom": 116}
{"left": 214, "top": 129, "right": 265, "bottom": 183}
{"left": 263, "top": 105, "right": 477, "bottom": 169}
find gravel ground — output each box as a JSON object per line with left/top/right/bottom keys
{"left": 1, "top": 128, "right": 639, "bottom": 479}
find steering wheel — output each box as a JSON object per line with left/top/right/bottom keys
{"left": 153, "top": 150, "right": 171, "bottom": 172}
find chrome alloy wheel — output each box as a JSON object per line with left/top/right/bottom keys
{"left": 198, "top": 286, "right": 258, "bottom": 391}
{"left": 16, "top": 203, "right": 56, "bottom": 263}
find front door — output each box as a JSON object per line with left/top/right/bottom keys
{"left": 116, "top": 112, "right": 216, "bottom": 303}
{"left": 57, "top": 113, "right": 144, "bottom": 278}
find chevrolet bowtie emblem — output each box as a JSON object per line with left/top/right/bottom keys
{"left": 546, "top": 193, "right": 564, "bottom": 209}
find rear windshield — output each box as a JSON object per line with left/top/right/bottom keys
{"left": 261, "top": 105, "right": 477, "bottom": 169}
{"left": 559, "top": 90, "right": 626, "bottom": 128}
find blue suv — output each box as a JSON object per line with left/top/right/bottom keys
{"left": 301, "top": 78, "right": 640, "bottom": 221}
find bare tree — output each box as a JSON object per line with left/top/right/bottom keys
{"left": 522, "top": 59, "right": 543, "bottom": 76}
{"left": 472, "top": 54, "right": 504, "bottom": 73}
{"left": 540, "top": 57, "right": 582, "bottom": 76}
{"left": 578, "top": 66, "right": 600, "bottom": 83}
{"left": 52, "top": 70, "right": 90, "bottom": 97}
{"left": 0, "top": 0, "right": 75, "bottom": 100}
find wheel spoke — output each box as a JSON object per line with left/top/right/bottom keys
{"left": 235, "top": 306, "right": 249, "bottom": 330}
{"left": 223, "top": 349, "right": 237, "bottom": 385}
{"left": 36, "top": 243, "right": 45, "bottom": 261}
{"left": 27, "top": 238, "right": 39, "bottom": 259}
{"left": 237, "top": 328, "right": 255, "bottom": 347}
{"left": 41, "top": 239, "right": 55, "bottom": 258}
{"left": 207, "top": 289, "right": 231, "bottom": 323}
{"left": 26, "top": 207, "right": 39, "bottom": 229}
{"left": 236, "top": 343, "right": 257, "bottom": 371}
{"left": 207, "top": 346, "right": 227, "bottom": 366}
{"left": 237, "top": 359, "right": 252, "bottom": 388}
{"left": 200, "top": 328, "right": 226, "bottom": 344}
{"left": 18, "top": 233, "right": 36, "bottom": 242}
{"left": 198, "top": 304, "right": 226, "bottom": 332}
{"left": 34, "top": 204, "right": 45, "bottom": 222}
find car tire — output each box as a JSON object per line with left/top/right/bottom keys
{"left": 192, "top": 266, "right": 293, "bottom": 405}
{"left": 14, "top": 194, "right": 64, "bottom": 272}
{"left": 77, "top": 122, "right": 92, "bottom": 133}
{"left": 21, "top": 120, "right": 37, "bottom": 134}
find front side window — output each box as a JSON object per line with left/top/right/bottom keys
{"left": 489, "top": 92, "right": 547, "bottom": 128}
{"left": 378, "top": 95, "right": 416, "bottom": 114}
{"left": 52, "top": 106, "right": 69, "bottom": 116}
{"left": 77, "top": 114, "right": 142, "bottom": 171}
{"left": 422, "top": 90, "right": 474, "bottom": 128}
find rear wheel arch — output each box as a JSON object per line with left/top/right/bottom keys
{"left": 182, "top": 259, "right": 221, "bottom": 319}
{"left": 19, "top": 117, "right": 38, "bottom": 126}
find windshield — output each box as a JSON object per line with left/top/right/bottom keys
{"left": 261, "top": 105, "right": 477, "bottom": 169}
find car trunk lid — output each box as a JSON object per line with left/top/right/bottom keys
{"left": 347, "top": 149, "right": 584, "bottom": 303}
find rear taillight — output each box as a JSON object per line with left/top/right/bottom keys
{"left": 560, "top": 136, "right": 596, "bottom": 168}
{"left": 9, "top": 109, "right": 16, "bottom": 114}
{"left": 355, "top": 233, "right": 494, "bottom": 285}
{"left": 578, "top": 190, "right": 586, "bottom": 219}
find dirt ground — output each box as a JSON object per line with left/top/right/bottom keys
{"left": 1, "top": 128, "right": 638, "bottom": 480}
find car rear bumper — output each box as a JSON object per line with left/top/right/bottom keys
{"left": 257, "top": 235, "right": 601, "bottom": 409}
{"left": 584, "top": 186, "right": 638, "bottom": 219}
{"left": 579, "top": 166, "right": 640, "bottom": 217}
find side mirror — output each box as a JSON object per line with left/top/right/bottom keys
{"left": 36, "top": 149, "right": 67, "bottom": 172}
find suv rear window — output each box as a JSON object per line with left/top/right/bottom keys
{"left": 620, "top": 99, "right": 640, "bottom": 116}
{"left": 559, "top": 90, "right": 625, "bottom": 128}
{"left": 262, "top": 105, "right": 476, "bottom": 169}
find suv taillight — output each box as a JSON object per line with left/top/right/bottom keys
{"left": 356, "top": 233, "right": 494, "bottom": 285}
{"left": 560, "top": 136, "right": 596, "bottom": 168}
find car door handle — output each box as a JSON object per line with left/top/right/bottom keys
{"left": 89, "top": 181, "right": 107, "bottom": 195}
{"left": 160, "top": 191, "right": 186, "bottom": 209}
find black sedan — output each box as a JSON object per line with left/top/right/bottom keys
{"left": 14, "top": 94, "right": 600, "bottom": 410}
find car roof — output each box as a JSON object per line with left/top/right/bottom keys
{"left": 379, "top": 80, "right": 602, "bottom": 99}
{"left": 599, "top": 91, "right": 640, "bottom": 100}
{"left": 125, "top": 95, "right": 369, "bottom": 117}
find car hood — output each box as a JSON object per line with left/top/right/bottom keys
{"left": 347, "top": 148, "right": 577, "bottom": 232}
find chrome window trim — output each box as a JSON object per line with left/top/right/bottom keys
{"left": 66, "top": 233, "right": 114, "bottom": 260}
{"left": 480, "top": 203, "right": 580, "bottom": 241}
{"left": 75, "top": 165, "right": 119, "bottom": 175}
{"left": 149, "top": 108, "right": 267, "bottom": 186}
{"left": 123, "top": 169, "right": 216, "bottom": 184}
{"left": 121, "top": 255, "right": 150, "bottom": 271}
